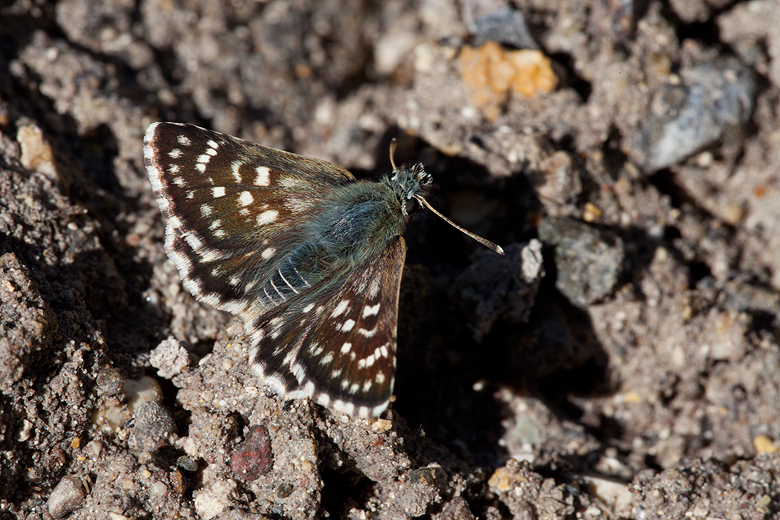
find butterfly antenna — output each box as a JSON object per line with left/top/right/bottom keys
{"left": 389, "top": 138, "right": 398, "bottom": 171}
{"left": 413, "top": 194, "right": 505, "bottom": 255}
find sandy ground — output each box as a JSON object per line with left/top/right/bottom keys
{"left": 1, "top": 0, "right": 779, "bottom": 518}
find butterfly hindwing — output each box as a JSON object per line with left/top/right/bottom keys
{"left": 248, "top": 237, "right": 407, "bottom": 417}
{"left": 144, "top": 122, "right": 355, "bottom": 315}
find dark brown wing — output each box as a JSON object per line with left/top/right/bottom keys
{"left": 144, "top": 122, "right": 355, "bottom": 316}
{"left": 248, "top": 237, "right": 407, "bottom": 418}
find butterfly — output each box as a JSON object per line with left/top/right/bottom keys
{"left": 144, "top": 122, "right": 503, "bottom": 418}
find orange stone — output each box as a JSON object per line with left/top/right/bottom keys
{"left": 459, "top": 42, "right": 557, "bottom": 120}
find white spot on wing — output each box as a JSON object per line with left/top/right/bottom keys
{"left": 342, "top": 319, "right": 355, "bottom": 332}
{"left": 362, "top": 303, "right": 380, "bottom": 318}
{"left": 261, "top": 374, "right": 287, "bottom": 395}
{"left": 168, "top": 149, "right": 182, "bottom": 158}
{"left": 279, "top": 177, "right": 301, "bottom": 189}
{"left": 182, "top": 278, "right": 202, "bottom": 295}
{"left": 358, "top": 326, "right": 377, "bottom": 337}
{"left": 201, "top": 204, "right": 213, "bottom": 217}
{"left": 168, "top": 215, "right": 183, "bottom": 230}
{"left": 255, "top": 166, "right": 271, "bottom": 186}
{"left": 261, "top": 247, "right": 276, "bottom": 259}
{"left": 231, "top": 160, "right": 242, "bottom": 183}
{"left": 291, "top": 362, "right": 305, "bottom": 382}
{"left": 331, "top": 299, "right": 350, "bottom": 317}
{"left": 368, "top": 276, "right": 381, "bottom": 297}
{"left": 212, "top": 187, "right": 226, "bottom": 198}
{"left": 239, "top": 191, "right": 253, "bottom": 206}
{"left": 185, "top": 233, "right": 203, "bottom": 250}
{"left": 199, "top": 248, "right": 230, "bottom": 262}
{"left": 341, "top": 343, "right": 352, "bottom": 354}
{"left": 284, "top": 198, "right": 313, "bottom": 213}
{"left": 177, "top": 135, "right": 191, "bottom": 146}
{"left": 257, "top": 210, "right": 278, "bottom": 225}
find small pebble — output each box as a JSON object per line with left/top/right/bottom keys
{"left": 582, "top": 202, "right": 603, "bottom": 223}
{"left": 48, "top": 475, "right": 86, "bottom": 519}
{"left": 230, "top": 425, "right": 273, "bottom": 480}
{"left": 628, "top": 57, "right": 755, "bottom": 172}
{"left": 170, "top": 470, "right": 186, "bottom": 494}
{"left": 149, "top": 337, "right": 193, "bottom": 379}
{"left": 371, "top": 418, "right": 393, "bottom": 432}
{"left": 408, "top": 464, "right": 447, "bottom": 490}
{"left": 96, "top": 366, "right": 124, "bottom": 396}
{"left": 276, "top": 482, "right": 294, "bottom": 498}
{"left": 151, "top": 481, "right": 168, "bottom": 496}
{"left": 18, "top": 419, "right": 33, "bottom": 442}
{"left": 124, "top": 376, "right": 164, "bottom": 414}
{"left": 538, "top": 217, "right": 624, "bottom": 307}
{"left": 132, "top": 401, "right": 177, "bottom": 452}
{"left": 753, "top": 435, "right": 777, "bottom": 454}
{"left": 459, "top": 42, "right": 557, "bottom": 121}
{"left": 86, "top": 440, "right": 103, "bottom": 458}
{"left": 177, "top": 455, "right": 199, "bottom": 472}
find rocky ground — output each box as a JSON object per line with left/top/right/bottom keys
{"left": 1, "top": 0, "right": 779, "bottom": 518}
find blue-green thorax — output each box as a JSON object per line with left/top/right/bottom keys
{"left": 313, "top": 163, "right": 432, "bottom": 266}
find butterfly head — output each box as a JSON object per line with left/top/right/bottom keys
{"left": 390, "top": 163, "right": 432, "bottom": 217}
{"left": 387, "top": 152, "right": 505, "bottom": 255}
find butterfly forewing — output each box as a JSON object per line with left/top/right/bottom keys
{"left": 248, "top": 237, "right": 406, "bottom": 418}
{"left": 144, "top": 122, "right": 354, "bottom": 315}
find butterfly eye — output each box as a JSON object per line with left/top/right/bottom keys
{"left": 404, "top": 195, "right": 419, "bottom": 215}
